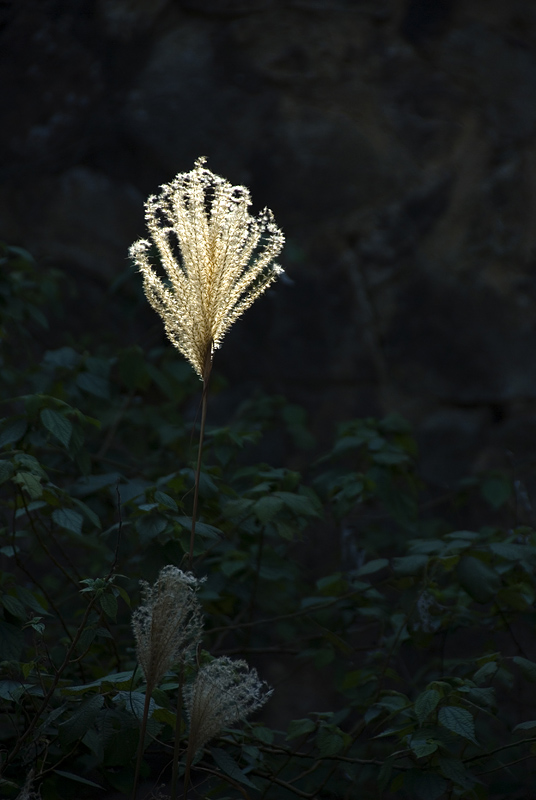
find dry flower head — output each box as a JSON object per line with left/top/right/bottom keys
{"left": 130, "top": 157, "right": 285, "bottom": 381}
{"left": 184, "top": 656, "right": 272, "bottom": 754}
{"left": 15, "top": 771, "right": 39, "bottom": 800}
{"left": 131, "top": 566, "right": 204, "bottom": 690}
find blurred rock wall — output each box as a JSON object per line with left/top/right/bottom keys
{"left": 3, "top": 0, "right": 536, "bottom": 499}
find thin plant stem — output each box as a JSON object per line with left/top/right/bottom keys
{"left": 189, "top": 359, "right": 211, "bottom": 569}
{"left": 171, "top": 665, "right": 185, "bottom": 800}
{"left": 132, "top": 686, "right": 153, "bottom": 800}
{"left": 1, "top": 594, "right": 98, "bottom": 773}
{"left": 246, "top": 530, "right": 264, "bottom": 647}
{"left": 183, "top": 752, "right": 192, "bottom": 800}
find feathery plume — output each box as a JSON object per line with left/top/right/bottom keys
{"left": 15, "top": 771, "right": 39, "bottom": 800}
{"left": 129, "top": 157, "right": 285, "bottom": 382}
{"left": 131, "top": 566, "right": 204, "bottom": 691}
{"left": 184, "top": 656, "right": 272, "bottom": 755}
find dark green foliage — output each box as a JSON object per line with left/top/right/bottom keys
{"left": 1, "top": 249, "right": 536, "bottom": 799}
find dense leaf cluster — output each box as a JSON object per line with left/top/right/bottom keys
{"left": 1, "top": 247, "right": 535, "bottom": 799}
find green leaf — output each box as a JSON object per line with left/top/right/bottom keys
{"left": 275, "top": 520, "right": 297, "bottom": 540}
{"left": 316, "top": 726, "right": 345, "bottom": 756}
{"left": 414, "top": 689, "right": 440, "bottom": 724}
{"left": 0, "top": 680, "right": 21, "bottom": 700}
{"left": 43, "top": 346, "right": 79, "bottom": 369}
{"left": 373, "top": 449, "right": 410, "bottom": 465}
{"left": 457, "top": 556, "right": 500, "bottom": 603}
{"left": 461, "top": 686, "right": 495, "bottom": 708}
{"left": 116, "top": 586, "right": 131, "bottom": 608}
{"left": 177, "top": 517, "right": 222, "bottom": 540}
{"left": 376, "top": 473, "right": 417, "bottom": 530}
{"left": 0, "top": 460, "right": 14, "bottom": 484}
{"left": 392, "top": 554, "right": 428, "bottom": 576}
{"left": 12, "top": 471, "right": 42, "bottom": 499}
{"left": 490, "top": 542, "right": 530, "bottom": 561}
{"left": 513, "top": 656, "right": 536, "bottom": 682}
{"left": 409, "top": 539, "right": 445, "bottom": 555}
{"left": 286, "top": 718, "right": 316, "bottom": 740}
{"left": 377, "top": 756, "right": 395, "bottom": 792}
{"left": 444, "top": 530, "right": 480, "bottom": 541}
{"left": 100, "top": 593, "right": 118, "bottom": 620}
{"left": 316, "top": 572, "right": 346, "bottom": 593}
{"left": 72, "top": 472, "right": 122, "bottom": 497}
{"left": 403, "top": 769, "right": 448, "bottom": 800}
{"left": 210, "top": 747, "right": 257, "bottom": 789}
{"left": 274, "top": 491, "right": 321, "bottom": 517}
{"left": 498, "top": 586, "right": 531, "bottom": 610}
{"left": 253, "top": 495, "right": 284, "bottom": 523}
{"left": 63, "top": 671, "right": 138, "bottom": 694}
{"left": 76, "top": 627, "right": 96, "bottom": 653}
{"left": 16, "top": 585, "right": 49, "bottom": 615}
{"left": 0, "top": 620, "right": 24, "bottom": 660}
{"left": 481, "top": 474, "right": 511, "bottom": 509}
{"left": 437, "top": 755, "right": 476, "bottom": 789}
{"left": 14, "top": 453, "right": 46, "bottom": 477}
{"left": 2, "top": 595, "right": 26, "bottom": 620}
{"left": 54, "top": 771, "right": 103, "bottom": 790}
{"left": 153, "top": 707, "right": 176, "bottom": 727}
{"left": 513, "top": 719, "right": 536, "bottom": 732}
{"left": 40, "top": 408, "right": 72, "bottom": 447}
{"left": 355, "top": 558, "right": 389, "bottom": 576}
{"left": 408, "top": 734, "right": 438, "bottom": 758}
{"left": 118, "top": 346, "right": 149, "bottom": 390}
{"left": 135, "top": 512, "right": 167, "bottom": 542}
{"left": 60, "top": 695, "right": 104, "bottom": 744}
{"left": 76, "top": 371, "right": 109, "bottom": 399}
{"left": 116, "top": 690, "right": 156, "bottom": 722}
{"left": 52, "top": 508, "right": 84, "bottom": 536}
{"left": 252, "top": 725, "right": 274, "bottom": 744}
{"left": 82, "top": 728, "right": 103, "bottom": 759}
{"left": 154, "top": 490, "right": 178, "bottom": 512}
{"left": 223, "top": 498, "right": 254, "bottom": 519}
{"left": 101, "top": 721, "right": 139, "bottom": 767}
{"left": 71, "top": 498, "right": 101, "bottom": 530}
{"left": 438, "top": 706, "right": 477, "bottom": 744}
{"left": 473, "top": 661, "right": 498, "bottom": 684}
{"left": 0, "top": 419, "right": 27, "bottom": 448}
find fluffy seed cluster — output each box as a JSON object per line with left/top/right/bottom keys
{"left": 184, "top": 656, "right": 272, "bottom": 754}
{"left": 15, "top": 771, "right": 39, "bottom": 800}
{"left": 131, "top": 566, "right": 204, "bottom": 690}
{"left": 129, "top": 157, "right": 285, "bottom": 381}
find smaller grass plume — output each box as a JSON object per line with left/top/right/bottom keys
{"left": 183, "top": 656, "right": 272, "bottom": 793}
{"left": 131, "top": 567, "right": 205, "bottom": 800}
{"left": 132, "top": 565, "right": 204, "bottom": 691}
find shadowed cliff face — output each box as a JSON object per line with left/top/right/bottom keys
{"left": 2, "top": 0, "right": 536, "bottom": 494}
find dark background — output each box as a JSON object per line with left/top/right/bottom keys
{"left": 3, "top": 0, "right": 536, "bottom": 504}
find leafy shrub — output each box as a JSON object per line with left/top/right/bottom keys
{"left": 1, "top": 250, "right": 536, "bottom": 800}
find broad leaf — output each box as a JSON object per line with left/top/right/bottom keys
{"left": 210, "top": 747, "right": 257, "bottom": 789}
{"left": 286, "top": 718, "right": 316, "bottom": 740}
{"left": 40, "top": 408, "right": 72, "bottom": 448}
{"left": 457, "top": 556, "right": 500, "bottom": 603}
{"left": 52, "top": 508, "right": 84, "bottom": 536}
{"left": 438, "top": 706, "right": 477, "bottom": 744}
{"left": 60, "top": 695, "right": 104, "bottom": 744}
{"left": 414, "top": 689, "right": 440, "bottom": 725}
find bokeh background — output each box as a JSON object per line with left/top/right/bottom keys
{"left": 3, "top": 0, "right": 536, "bottom": 501}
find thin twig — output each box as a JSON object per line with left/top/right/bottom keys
{"left": 189, "top": 357, "right": 211, "bottom": 569}
{"left": 171, "top": 664, "right": 185, "bottom": 800}
{"left": 196, "top": 764, "right": 252, "bottom": 799}
{"left": 1, "top": 594, "right": 99, "bottom": 773}
{"left": 132, "top": 688, "right": 153, "bottom": 800}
